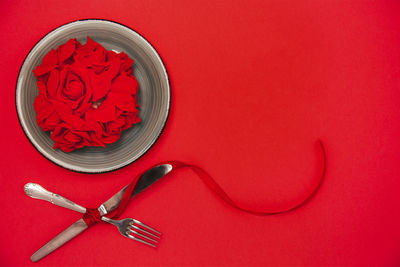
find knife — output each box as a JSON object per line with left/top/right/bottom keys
{"left": 26, "top": 164, "right": 173, "bottom": 262}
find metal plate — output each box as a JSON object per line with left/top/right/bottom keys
{"left": 16, "top": 19, "right": 170, "bottom": 173}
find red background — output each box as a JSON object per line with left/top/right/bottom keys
{"left": 1, "top": 0, "right": 400, "bottom": 266}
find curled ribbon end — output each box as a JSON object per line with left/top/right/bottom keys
{"left": 82, "top": 208, "right": 102, "bottom": 226}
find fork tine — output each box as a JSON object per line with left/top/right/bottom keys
{"left": 127, "top": 234, "right": 156, "bottom": 247}
{"left": 132, "top": 219, "right": 161, "bottom": 235}
{"left": 128, "top": 228, "right": 158, "bottom": 243}
{"left": 130, "top": 224, "right": 161, "bottom": 239}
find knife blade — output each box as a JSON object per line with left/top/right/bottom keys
{"left": 31, "top": 164, "right": 173, "bottom": 262}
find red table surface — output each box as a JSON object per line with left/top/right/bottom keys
{"left": 1, "top": 1, "right": 400, "bottom": 266}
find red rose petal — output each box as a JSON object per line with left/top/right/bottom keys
{"left": 90, "top": 57, "right": 122, "bottom": 101}
{"left": 107, "top": 50, "right": 117, "bottom": 59}
{"left": 76, "top": 37, "right": 94, "bottom": 55}
{"left": 83, "top": 108, "right": 104, "bottom": 134}
{"left": 41, "top": 112, "right": 61, "bottom": 131}
{"left": 51, "top": 123, "right": 91, "bottom": 152}
{"left": 33, "top": 65, "right": 55, "bottom": 77}
{"left": 53, "top": 143, "right": 75, "bottom": 152}
{"left": 51, "top": 125, "right": 73, "bottom": 152}
{"left": 83, "top": 36, "right": 99, "bottom": 51}
{"left": 74, "top": 37, "right": 107, "bottom": 67}
{"left": 131, "top": 113, "right": 141, "bottom": 124}
{"left": 88, "top": 132, "right": 106, "bottom": 147}
{"left": 34, "top": 92, "right": 54, "bottom": 121}
{"left": 121, "top": 116, "right": 133, "bottom": 130}
{"left": 100, "top": 132, "right": 121, "bottom": 144}
{"left": 33, "top": 49, "right": 58, "bottom": 77}
{"left": 42, "top": 49, "right": 59, "bottom": 66}
{"left": 92, "top": 99, "right": 116, "bottom": 123}
{"left": 69, "top": 61, "right": 90, "bottom": 80}
{"left": 108, "top": 115, "right": 126, "bottom": 130}
{"left": 46, "top": 69, "right": 60, "bottom": 98}
{"left": 59, "top": 38, "right": 77, "bottom": 63}
{"left": 91, "top": 72, "right": 111, "bottom": 101}
{"left": 52, "top": 99, "right": 73, "bottom": 114}
{"left": 91, "top": 47, "right": 106, "bottom": 63}
{"left": 110, "top": 73, "right": 138, "bottom": 95}
{"left": 105, "top": 58, "right": 121, "bottom": 80}
{"left": 118, "top": 52, "right": 134, "bottom": 72}
{"left": 64, "top": 131, "right": 83, "bottom": 144}
{"left": 37, "top": 81, "right": 47, "bottom": 97}
{"left": 62, "top": 114, "right": 86, "bottom": 129}
{"left": 108, "top": 92, "right": 137, "bottom": 112}
{"left": 52, "top": 101, "right": 86, "bottom": 129}
{"left": 34, "top": 90, "right": 60, "bottom": 132}
{"left": 91, "top": 62, "right": 109, "bottom": 74}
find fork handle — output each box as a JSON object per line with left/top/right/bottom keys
{"left": 24, "top": 183, "right": 87, "bottom": 214}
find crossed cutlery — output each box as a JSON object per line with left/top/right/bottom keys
{"left": 24, "top": 183, "right": 161, "bottom": 247}
{"left": 24, "top": 163, "right": 173, "bottom": 262}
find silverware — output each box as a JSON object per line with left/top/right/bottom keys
{"left": 102, "top": 217, "right": 160, "bottom": 247}
{"left": 27, "top": 163, "right": 173, "bottom": 262}
{"left": 24, "top": 183, "right": 161, "bottom": 247}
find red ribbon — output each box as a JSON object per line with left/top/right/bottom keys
{"left": 83, "top": 140, "right": 326, "bottom": 226}
{"left": 82, "top": 208, "right": 102, "bottom": 226}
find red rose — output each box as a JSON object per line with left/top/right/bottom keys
{"left": 51, "top": 123, "right": 91, "bottom": 152}
{"left": 33, "top": 37, "right": 140, "bottom": 152}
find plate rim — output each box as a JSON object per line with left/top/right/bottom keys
{"left": 15, "top": 18, "right": 171, "bottom": 174}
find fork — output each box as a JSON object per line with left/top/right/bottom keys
{"left": 24, "top": 183, "right": 161, "bottom": 247}
{"left": 101, "top": 217, "right": 160, "bottom": 247}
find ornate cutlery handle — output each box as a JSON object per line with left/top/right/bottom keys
{"left": 24, "top": 183, "right": 86, "bottom": 214}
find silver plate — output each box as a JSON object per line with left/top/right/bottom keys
{"left": 16, "top": 19, "right": 170, "bottom": 173}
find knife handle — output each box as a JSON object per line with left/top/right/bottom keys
{"left": 31, "top": 219, "right": 88, "bottom": 262}
{"left": 24, "top": 183, "right": 86, "bottom": 214}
